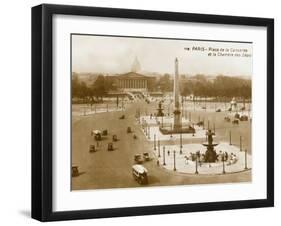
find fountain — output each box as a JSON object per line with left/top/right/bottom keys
{"left": 156, "top": 101, "right": 164, "bottom": 117}
{"left": 202, "top": 130, "right": 218, "bottom": 162}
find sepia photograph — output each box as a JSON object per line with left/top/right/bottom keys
{"left": 71, "top": 34, "right": 252, "bottom": 190}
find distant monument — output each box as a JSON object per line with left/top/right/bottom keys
{"left": 173, "top": 58, "right": 182, "bottom": 130}
{"left": 230, "top": 97, "right": 238, "bottom": 111}
{"left": 159, "top": 58, "right": 195, "bottom": 135}
{"left": 131, "top": 57, "right": 141, "bottom": 73}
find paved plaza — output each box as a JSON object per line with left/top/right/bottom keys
{"left": 72, "top": 97, "right": 252, "bottom": 190}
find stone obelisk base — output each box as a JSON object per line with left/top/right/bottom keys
{"left": 173, "top": 111, "right": 182, "bottom": 130}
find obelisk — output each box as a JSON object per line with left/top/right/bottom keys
{"left": 173, "top": 58, "right": 182, "bottom": 130}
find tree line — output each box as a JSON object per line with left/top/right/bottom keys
{"left": 180, "top": 75, "right": 251, "bottom": 100}
{"left": 72, "top": 73, "right": 114, "bottom": 102}
{"left": 72, "top": 72, "right": 251, "bottom": 101}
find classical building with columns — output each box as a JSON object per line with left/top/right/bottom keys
{"left": 106, "top": 57, "right": 156, "bottom": 93}
{"left": 116, "top": 72, "right": 149, "bottom": 92}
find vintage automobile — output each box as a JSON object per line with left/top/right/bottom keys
{"left": 102, "top": 129, "right": 108, "bottom": 136}
{"left": 112, "top": 134, "right": 118, "bottom": 142}
{"left": 232, "top": 119, "right": 239, "bottom": 125}
{"left": 240, "top": 115, "right": 248, "bottom": 121}
{"left": 107, "top": 142, "right": 114, "bottom": 151}
{"left": 196, "top": 121, "right": 204, "bottom": 127}
{"left": 127, "top": 127, "right": 132, "bottom": 133}
{"left": 234, "top": 113, "right": 240, "bottom": 119}
{"left": 91, "top": 130, "right": 102, "bottom": 141}
{"left": 143, "top": 152, "right": 150, "bottom": 161}
{"left": 224, "top": 116, "right": 231, "bottom": 122}
{"left": 134, "top": 154, "right": 142, "bottom": 164}
{"left": 72, "top": 165, "right": 79, "bottom": 177}
{"left": 119, "top": 115, "right": 125, "bottom": 119}
{"left": 132, "top": 164, "right": 148, "bottom": 185}
{"left": 89, "top": 144, "right": 96, "bottom": 153}
{"left": 216, "top": 108, "right": 221, "bottom": 112}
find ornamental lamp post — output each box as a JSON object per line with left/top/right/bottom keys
{"left": 163, "top": 146, "right": 166, "bottom": 165}
{"left": 154, "top": 134, "right": 156, "bottom": 150}
{"left": 173, "top": 150, "right": 176, "bottom": 171}
{"left": 240, "top": 136, "right": 242, "bottom": 152}
{"left": 195, "top": 152, "right": 199, "bottom": 174}
{"left": 158, "top": 139, "right": 161, "bottom": 157}
{"left": 180, "top": 132, "right": 183, "bottom": 148}
{"left": 222, "top": 152, "right": 226, "bottom": 174}
{"left": 244, "top": 149, "right": 248, "bottom": 170}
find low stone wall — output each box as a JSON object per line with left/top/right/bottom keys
{"left": 159, "top": 126, "right": 195, "bottom": 134}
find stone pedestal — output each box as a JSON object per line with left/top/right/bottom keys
{"left": 173, "top": 110, "right": 182, "bottom": 130}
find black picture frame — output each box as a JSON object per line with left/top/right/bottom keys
{"left": 32, "top": 3, "right": 274, "bottom": 222}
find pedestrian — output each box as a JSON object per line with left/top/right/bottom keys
{"left": 157, "top": 160, "right": 160, "bottom": 166}
{"left": 184, "top": 156, "right": 189, "bottom": 165}
{"left": 225, "top": 152, "right": 228, "bottom": 161}
{"left": 167, "top": 150, "right": 170, "bottom": 156}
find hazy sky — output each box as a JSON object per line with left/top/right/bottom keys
{"left": 72, "top": 34, "right": 252, "bottom": 77}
